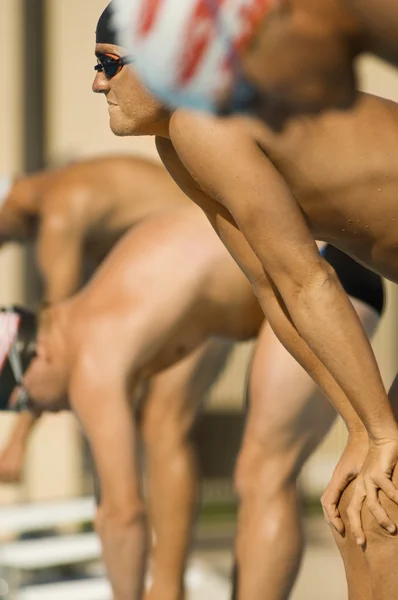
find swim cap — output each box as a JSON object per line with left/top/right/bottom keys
{"left": 112, "top": 0, "right": 278, "bottom": 112}
{"left": 96, "top": 2, "right": 118, "bottom": 45}
{"left": 0, "top": 306, "right": 37, "bottom": 410}
{"left": 0, "top": 177, "right": 13, "bottom": 210}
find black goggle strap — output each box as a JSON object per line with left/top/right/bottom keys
{"left": 6, "top": 308, "right": 31, "bottom": 412}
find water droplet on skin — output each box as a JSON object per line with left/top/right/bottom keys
{"left": 378, "top": 189, "right": 382, "bottom": 192}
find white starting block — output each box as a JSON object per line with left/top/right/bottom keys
{"left": 17, "top": 562, "right": 230, "bottom": 600}
{"left": 0, "top": 532, "right": 100, "bottom": 570}
{"left": 18, "top": 577, "right": 111, "bottom": 600}
{"left": 0, "top": 497, "right": 95, "bottom": 537}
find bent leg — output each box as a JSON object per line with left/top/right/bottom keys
{"left": 335, "top": 464, "right": 398, "bottom": 600}
{"left": 140, "top": 340, "right": 232, "bottom": 600}
{"left": 331, "top": 480, "right": 373, "bottom": 600}
{"left": 234, "top": 297, "right": 379, "bottom": 600}
{"left": 348, "top": 374, "right": 398, "bottom": 600}
{"left": 361, "top": 464, "right": 398, "bottom": 600}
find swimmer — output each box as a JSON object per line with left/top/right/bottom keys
{"left": 111, "top": 0, "right": 398, "bottom": 126}
{"left": 2, "top": 201, "right": 263, "bottom": 600}
{"left": 0, "top": 156, "right": 236, "bottom": 600}
{"left": 93, "top": 7, "right": 398, "bottom": 573}
{"left": 0, "top": 154, "right": 189, "bottom": 483}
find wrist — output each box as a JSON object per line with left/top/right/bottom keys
{"left": 348, "top": 427, "right": 368, "bottom": 443}
{"left": 368, "top": 426, "right": 398, "bottom": 445}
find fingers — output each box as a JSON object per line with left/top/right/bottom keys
{"left": 347, "top": 480, "right": 366, "bottom": 545}
{"left": 321, "top": 467, "right": 357, "bottom": 535}
{"left": 378, "top": 477, "right": 398, "bottom": 506}
{"left": 321, "top": 487, "right": 345, "bottom": 535}
{"left": 366, "top": 484, "right": 396, "bottom": 534}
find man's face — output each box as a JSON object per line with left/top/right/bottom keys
{"left": 240, "top": 0, "right": 358, "bottom": 124}
{"left": 92, "top": 43, "right": 170, "bottom": 136}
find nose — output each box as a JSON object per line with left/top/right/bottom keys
{"left": 92, "top": 70, "right": 110, "bottom": 93}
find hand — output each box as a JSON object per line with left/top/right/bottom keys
{"left": 321, "top": 433, "right": 368, "bottom": 534}
{"left": 0, "top": 442, "right": 26, "bottom": 483}
{"left": 347, "top": 437, "right": 398, "bottom": 545}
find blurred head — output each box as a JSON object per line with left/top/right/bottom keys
{"left": 110, "top": 0, "right": 359, "bottom": 127}
{"left": 22, "top": 308, "right": 70, "bottom": 413}
{"left": 92, "top": 3, "right": 170, "bottom": 137}
{"left": 239, "top": 0, "right": 360, "bottom": 122}
{"left": 0, "top": 307, "right": 37, "bottom": 411}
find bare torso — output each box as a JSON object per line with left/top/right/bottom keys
{"left": 251, "top": 93, "right": 398, "bottom": 281}
{"left": 163, "top": 93, "right": 398, "bottom": 284}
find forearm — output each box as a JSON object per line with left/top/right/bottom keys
{"left": 8, "top": 412, "right": 39, "bottom": 448}
{"left": 257, "top": 280, "right": 367, "bottom": 437}
{"left": 96, "top": 507, "right": 148, "bottom": 600}
{"left": 266, "top": 270, "right": 396, "bottom": 440}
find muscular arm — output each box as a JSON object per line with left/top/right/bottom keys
{"left": 36, "top": 215, "right": 84, "bottom": 304}
{"left": 160, "top": 115, "right": 397, "bottom": 443}
{"left": 69, "top": 347, "right": 146, "bottom": 600}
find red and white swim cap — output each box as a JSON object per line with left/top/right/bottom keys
{"left": 112, "top": 0, "right": 277, "bottom": 111}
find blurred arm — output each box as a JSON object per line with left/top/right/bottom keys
{"left": 36, "top": 212, "right": 84, "bottom": 304}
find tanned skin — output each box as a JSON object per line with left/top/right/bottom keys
{"left": 0, "top": 156, "right": 243, "bottom": 600}
{"left": 20, "top": 203, "right": 263, "bottom": 600}
{"left": 0, "top": 155, "right": 190, "bottom": 482}
{"left": 92, "top": 44, "right": 398, "bottom": 598}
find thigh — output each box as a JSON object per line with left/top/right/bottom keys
{"left": 245, "top": 320, "right": 337, "bottom": 463}
{"left": 140, "top": 339, "right": 233, "bottom": 434}
{"left": 244, "top": 295, "right": 379, "bottom": 464}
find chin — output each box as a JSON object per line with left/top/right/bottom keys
{"left": 109, "top": 117, "right": 145, "bottom": 137}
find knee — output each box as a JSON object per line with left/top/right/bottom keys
{"left": 234, "top": 438, "right": 295, "bottom": 503}
{"left": 339, "top": 468, "right": 398, "bottom": 546}
{"left": 95, "top": 498, "right": 146, "bottom": 534}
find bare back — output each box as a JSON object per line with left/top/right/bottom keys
{"left": 66, "top": 205, "right": 262, "bottom": 383}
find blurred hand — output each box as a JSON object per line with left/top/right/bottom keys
{"left": 0, "top": 441, "right": 26, "bottom": 483}
{"left": 347, "top": 437, "right": 398, "bottom": 545}
{"left": 321, "top": 433, "right": 368, "bottom": 534}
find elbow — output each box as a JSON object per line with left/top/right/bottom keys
{"left": 275, "top": 260, "right": 338, "bottom": 302}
